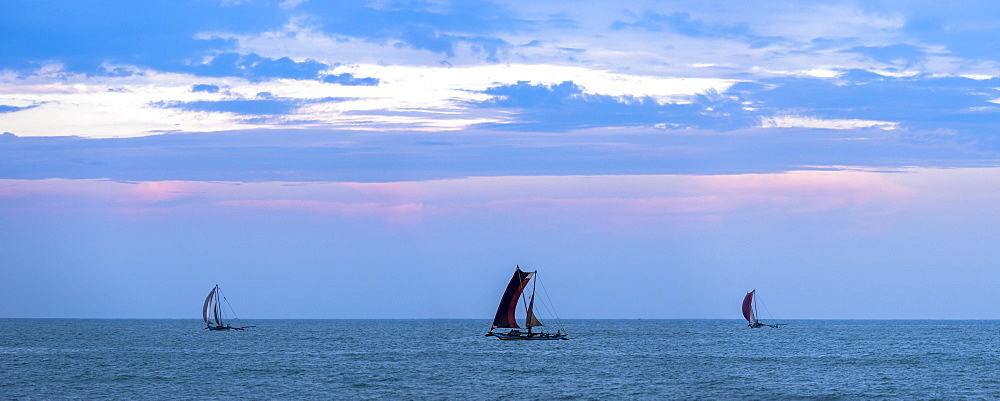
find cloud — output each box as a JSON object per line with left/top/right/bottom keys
{"left": 320, "top": 73, "right": 379, "bottom": 86}
{"left": 729, "top": 70, "right": 1000, "bottom": 133}
{"left": 471, "top": 69, "right": 994, "bottom": 135}
{"left": 861, "top": 1, "right": 1000, "bottom": 61}
{"left": 840, "top": 44, "right": 928, "bottom": 65}
{"left": 0, "top": 169, "right": 914, "bottom": 223}
{"left": 192, "top": 84, "right": 221, "bottom": 93}
{"left": 610, "top": 10, "right": 783, "bottom": 47}
{"left": 154, "top": 99, "right": 297, "bottom": 116}
{"left": 611, "top": 11, "right": 749, "bottom": 37}
{"left": 2, "top": 0, "right": 999, "bottom": 150}
{"left": 472, "top": 80, "right": 754, "bottom": 131}
{"left": 151, "top": 94, "right": 348, "bottom": 117}
{"left": 0, "top": 0, "right": 283, "bottom": 75}
{"left": 180, "top": 52, "right": 330, "bottom": 81}
{"left": 218, "top": 199, "right": 424, "bottom": 223}
{"left": 761, "top": 115, "right": 898, "bottom": 130}
{"left": 0, "top": 0, "right": 524, "bottom": 76}
{"left": 0, "top": 104, "right": 40, "bottom": 114}
{"left": 3, "top": 122, "right": 998, "bottom": 183}
{"left": 4, "top": 0, "right": 997, "bottom": 84}
{"left": 296, "top": 0, "right": 526, "bottom": 61}
{"left": 469, "top": 71, "right": 998, "bottom": 134}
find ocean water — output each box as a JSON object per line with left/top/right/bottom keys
{"left": 2, "top": 319, "right": 1000, "bottom": 399}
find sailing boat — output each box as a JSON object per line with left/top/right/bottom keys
{"left": 742, "top": 289, "right": 782, "bottom": 328}
{"left": 486, "top": 266, "right": 568, "bottom": 340}
{"left": 202, "top": 284, "right": 253, "bottom": 331}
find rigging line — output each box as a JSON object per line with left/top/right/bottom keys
{"left": 532, "top": 280, "right": 559, "bottom": 325}
{"left": 538, "top": 280, "right": 561, "bottom": 326}
{"left": 537, "top": 295, "right": 560, "bottom": 331}
{"left": 218, "top": 288, "right": 242, "bottom": 322}
{"left": 226, "top": 297, "right": 242, "bottom": 322}
{"left": 217, "top": 288, "right": 228, "bottom": 322}
{"left": 538, "top": 279, "right": 566, "bottom": 332}
{"left": 531, "top": 276, "right": 558, "bottom": 324}
{"left": 757, "top": 294, "right": 777, "bottom": 322}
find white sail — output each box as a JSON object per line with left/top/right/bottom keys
{"left": 202, "top": 286, "right": 217, "bottom": 325}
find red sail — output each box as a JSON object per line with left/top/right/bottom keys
{"left": 491, "top": 266, "right": 533, "bottom": 329}
{"left": 742, "top": 290, "right": 756, "bottom": 323}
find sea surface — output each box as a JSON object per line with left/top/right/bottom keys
{"left": 2, "top": 319, "right": 1000, "bottom": 399}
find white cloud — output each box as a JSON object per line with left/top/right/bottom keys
{"left": 0, "top": 71, "right": 268, "bottom": 137}
{"left": 0, "top": 62, "right": 740, "bottom": 138}
{"left": 761, "top": 115, "right": 899, "bottom": 130}
{"left": 4, "top": 1, "right": 998, "bottom": 138}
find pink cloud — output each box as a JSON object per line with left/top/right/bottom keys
{"left": 692, "top": 170, "right": 915, "bottom": 215}
{"left": 424, "top": 171, "right": 914, "bottom": 222}
{"left": 337, "top": 181, "right": 427, "bottom": 199}
{"left": 217, "top": 199, "right": 424, "bottom": 224}
{"left": 471, "top": 196, "right": 725, "bottom": 217}
{"left": 124, "top": 181, "right": 202, "bottom": 205}
{"left": 0, "top": 169, "right": 919, "bottom": 229}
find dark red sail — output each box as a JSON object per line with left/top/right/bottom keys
{"left": 742, "top": 290, "right": 756, "bottom": 323}
{"left": 491, "top": 266, "right": 533, "bottom": 329}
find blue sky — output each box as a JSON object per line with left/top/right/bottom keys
{"left": 2, "top": 0, "right": 1000, "bottom": 319}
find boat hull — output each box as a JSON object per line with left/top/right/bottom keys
{"left": 206, "top": 325, "right": 245, "bottom": 331}
{"left": 487, "top": 332, "right": 568, "bottom": 340}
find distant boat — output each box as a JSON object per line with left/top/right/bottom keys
{"left": 742, "top": 289, "right": 782, "bottom": 328}
{"left": 202, "top": 284, "right": 253, "bottom": 331}
{"left": 486, "top": 266, "right": 568, "bottom": 340}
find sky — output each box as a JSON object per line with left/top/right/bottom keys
{"left": 2, "top": 0, "right": 1000, "bottom": 320}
